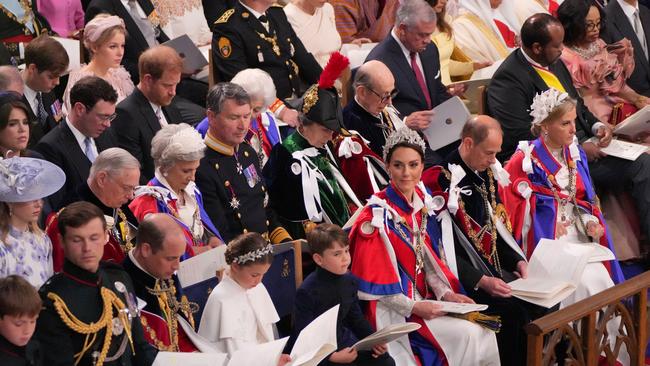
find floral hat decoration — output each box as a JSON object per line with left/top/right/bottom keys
{"left": 529, "top": 88, "right": 569, "bottom": 126}
{"left": 0, "top": 157, "right": 66, "bottom": 203}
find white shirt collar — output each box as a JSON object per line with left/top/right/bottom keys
{"left": 521, "top": 48, "right": 546, "bottom": 69}
{"left": 618, "top": 0, "right": 639, "bottom": 18}
{"left": 353, "top": 95, "right": 382, "bottom": 119}
{"left": 66, "top": 117, "right": 94, "bottom": 150}
{"left": 23, "top": 84, "right": 38, "bottom": 111}
{"left": 239, "top": 0, "right": 265, "bottom": 19}
{"left": 391, "top": 28, "right": 412, "bottom": 60}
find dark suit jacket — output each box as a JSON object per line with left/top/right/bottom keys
{"left": 365, "top": 34, "right": 451, "bottom": 117}
{"left": 34, "top": 119, "right": 116, "bottom": 210}
{"left": 111, "top": 88, "right": 182, "bottom": 183}
{"left": 22, "top": 92, "right": 61, "bottom": 147}
{"left": 602, "top": 1, "right": 650, "bottom": 96}
{"left": 85, "top": 0, "right": 169, "bottom": 83}
{"left": 486, "top": 49, "right": 599, "bottom": 160}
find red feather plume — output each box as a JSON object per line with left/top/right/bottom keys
{"left": 318, "top": 52, "right": 349, "bottom": 89}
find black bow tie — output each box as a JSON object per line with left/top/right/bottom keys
{"left": 258, "top": 14, "right": 268, "bottom": 23}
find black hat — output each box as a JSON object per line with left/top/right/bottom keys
{"left": 299, "top": 52, "right": 349, "bottom": 132}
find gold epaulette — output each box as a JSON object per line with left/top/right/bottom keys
{"left": 214, "top": 9, "right": 234, "bottom": 24}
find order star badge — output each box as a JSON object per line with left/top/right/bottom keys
{"left": 229, "top": 197, "right": 240, "bottom": 209}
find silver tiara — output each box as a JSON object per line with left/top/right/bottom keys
{"left": 232, "top": 243, "right": 274, "bottom": 265}
{"left": 529, "top": 88, "right": 569, "bottom": 126}
{"left": 382, "top": 127, "right": 426, "bottom": 161}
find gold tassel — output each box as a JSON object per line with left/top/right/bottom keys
{"left": 449, "top": 312, "right": 502, "bottom": 332}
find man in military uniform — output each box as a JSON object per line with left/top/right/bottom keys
{"left": 211, "top": 0, "right": 322, "bottom": 101}
{"left": 0, "top": 0, "right": 51, "bottom": 64}
{"left": 46, "top": 148, "right": 141, "bottom": 272}
{"left": 122, "top": 214, "right": 199, "bottom": 352}
{"left": 196, "top": 82, "right": 292, "bottom": 244}
{"left": 35, "top": 201, "right": 157, "bottom": 366}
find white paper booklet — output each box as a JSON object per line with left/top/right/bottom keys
{"left": 509, "top": 238, "right": 592, "bottom": 308}
{"left": 52, "top": 37, "right": 80, "bottom": 73}
{"left": 152, "top": 352, "right": 228, "bottom": 366}
{"left": 352, "top": 322, "right": 421, "bottom": 351}
{"left": 340, "top": 43, "right": 378, "bottom": 69}
{"left": 424, "top": 300, "right": 488, "bottom": 314}
{"left": 422, "top": 96, "right": 471, "bottom": 150}
{"left": 289, "top": 304, "right": 339, "bottom": 366}
{"left": 588, "top": 137, "right": 648, "bottom": 161}
{"left": 163, "top": 34, "right": 208, "bottom": 74}
{"left": 613, "top": 105, "right": 650, "bottom": 138}
{"left": 228, "top": 337, "right": 289, "bottom": 366}
{"left": 177, "top": 245, "right": 227, "bottom": 288}
{"left": 583, "top": 242, "right": 616, "bottom": 263}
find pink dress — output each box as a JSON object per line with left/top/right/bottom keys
{"left": 37, "top": 0, "right": 84, "bottom": 37}
{"left": 62, "top": 66, "right": 135, "bottom": 113}
{"left": 561, "top": 39, "right": 636, "bottom": 123}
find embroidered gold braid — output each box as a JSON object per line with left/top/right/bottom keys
{"left": 47, "top": 288, "right": 133, "bottom": 366}
{"left": 116, "top": 209, "right": 135, "bottom": 253}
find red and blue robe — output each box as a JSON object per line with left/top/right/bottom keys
{"left": 501, "top": 138, "right": 624, "bottom": 284}
{"left": 349, "top": 184, "right": 463, "bottom": 366}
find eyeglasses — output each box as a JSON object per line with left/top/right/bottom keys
{"left": 585, "top": 21, "right": 602, "bottom": 32}
{"left": 367, "top": 87, "right": 399, "bottom": 103}
{"left": 82, "top": 104, "right": 117, "bottom": 122}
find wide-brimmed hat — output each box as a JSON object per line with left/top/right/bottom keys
{"left": 297, "top": 52, "right": 349, "bottom": 132}
{"left": 0, "top": 157, "right": 66, "bottom": 202}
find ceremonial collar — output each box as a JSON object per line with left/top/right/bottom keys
{"left": 62, "top": 259, "right": 100, "bottom": 287}
{"left": 0, "top": 335, "right": 25, "bottom": 359}
{"left": 205, "top": 131, "right": 236, "bottom": 156}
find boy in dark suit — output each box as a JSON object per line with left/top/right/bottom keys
{"left": 286, "top": 224, "right": 394, "bottom": 366}
{"left": 0, "top": 276, "right": 43, "bottom": 366}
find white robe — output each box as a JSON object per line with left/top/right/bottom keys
{"left": 284, "top": 2, "right": 342, "bottom": 68}
{"left": 197, "top": 275, "right": 279, "bottom": 354}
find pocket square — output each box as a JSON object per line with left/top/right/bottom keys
{"left": 435, "top": 70, "right": 441, "bottom": 79}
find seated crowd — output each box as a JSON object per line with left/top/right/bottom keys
{"left": 1, "top": 0, "right": 649, "bottom": 365}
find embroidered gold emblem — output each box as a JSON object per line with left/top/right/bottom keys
{"left": 218, "top": 37, "right": 232, "bottom": 58}
{"left": 214, "top": 9, "right": 234, "bottom": 24}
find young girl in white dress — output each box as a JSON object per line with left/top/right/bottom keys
{"left": 198, "top": 233, "right": 290, "bottom": 365}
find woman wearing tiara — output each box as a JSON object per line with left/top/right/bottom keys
{"left": 501, "top": 88, "right": 627, "bottom": 362}
{"left": 348, "top": 127, "right": 500, "bottom": 366}
{"left": 198, "top": 232, "right": 290, "bottom": 365}
{"left": 63, "top": 14, "right": 134, "bottom": 113}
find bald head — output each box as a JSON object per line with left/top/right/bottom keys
{"left": 459, "top": 115, "right": 503, "bottom": 172}
{"left": 135, "top": 213, "right": 187, "bottom": 279}
{"left": 0, "top": 66, "right": 24, "bottom": 95}
{"left": 461, "top": 115, "right": 503, "bottom": 145}
{"left": 354, "top": 60, "right": 396, "bottom": 115}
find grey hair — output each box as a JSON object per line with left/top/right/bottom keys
{"left": 206, "top": 82, "right": 251, "bottom": 114}
{"left": 353, "top": 66, "right": 373, "bottom": 90}
{"left": 151, "top": 123, "right": 206, "bottom": 171}
{"left": 395, "top": 0, "right": 437, "bottom": 28}
{"left": 89, "top": 147, "right": 140, "bottom": 179}
{"left": 0, "top": 66, "right": 22, "bottom": 91}
{"left": 231, "top": 69, "right": 276, "bottom": 110}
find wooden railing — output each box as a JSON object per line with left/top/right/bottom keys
{"left": 526, "top": 271, "right": 650, "bottom": 366}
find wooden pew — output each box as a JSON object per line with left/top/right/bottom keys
{"left": 526, "top": 271, "right": 650, "bottom": 365}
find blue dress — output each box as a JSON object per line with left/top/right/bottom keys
{"left": 0, "top": 226, "right": 53, "bottom": 287}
